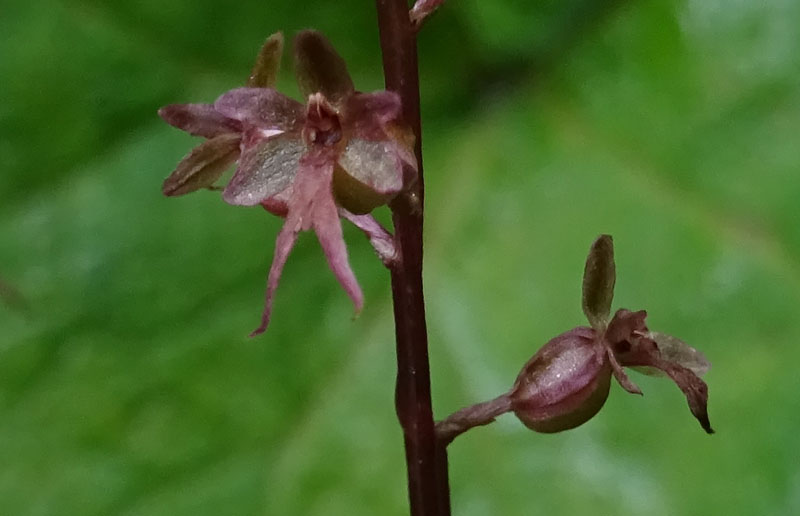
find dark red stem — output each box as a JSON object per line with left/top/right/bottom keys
{"left": 374, "top": 1, "right": 450, "bottom": 515}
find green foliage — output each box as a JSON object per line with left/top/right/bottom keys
{"left": 2, "top": 0, "right": 799, "bottom": 515}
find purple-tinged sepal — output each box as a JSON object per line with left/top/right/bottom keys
{"left": 162, "top": 133, "right": 241, "bottom": 196}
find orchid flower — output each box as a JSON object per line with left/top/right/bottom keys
{"left": 159, "top": 30, "right": 416, "bottom": 336}
{"left": 436, "top": 235, "right": 713, "bottom": 443}
{"left": 509, "top": 235, "right": 713, "bottom": 434}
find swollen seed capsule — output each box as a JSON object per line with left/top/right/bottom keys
{"left": 510, "top": 327, "right": 611, "bottom": 433}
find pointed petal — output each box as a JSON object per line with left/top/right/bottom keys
{"left": 582, "top": 234, "right": 616, "bottom": 331}
{"left": 158, "top": 103, "right": 242, "bottom": 138}
{"left": 607, "top": 348, "right": 642, "bottom": 395}
{"left": 339, "top": 209, "right": 397, "bottom": 266}
{"left": 293, "top": 30, "right": 354, "bottom": 105}
{"left": 162, "top": 133, "right": 241, "bottom": 196}
{"left": 304, "top": 157, "right": 364, "bottom": 314}
{"left": 214, "top": 87, "right": 304, "bottom": 131}
{"left": 223, "top": 133, "right": 306, "bottom": 206}
{"left": 314, "top": 199, "right": 364, "bottom": 316}
{"left": 346, "top": 91, "right": 403, "bottom": 139}
{"left": 617, "top": 336, "right": 713, "bottom": 434}
{"left": 659, "top": 359, "right": 713, "bottom": 434}
{"left": 250, "top": 217, "right": 301, "bottom": 337}
{"left": 247, "top": 32, "right": 284, "bottom": 88}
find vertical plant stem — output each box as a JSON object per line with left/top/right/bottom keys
{"left": 374, "top": 1, "right": 449, "bottom": 515}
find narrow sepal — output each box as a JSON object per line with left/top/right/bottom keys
{"left": 314, "top": 196, "right": 364, "bottom": 318}
{"left": 214, "top": 87, "right": 304, "bottom": 131}
{"left": 582, "top": 234, "right": 616, "bottom": 330}
{"left": 158, "top": 103, "right": 242, "bottom": 138}
{"left": 162, "top": 133, "right": 241, "bottom": 196}
{"left": 223, "top": 133, "right": 306, "bottom": 206}
{"left": 339, "top": 209, "right": 397, "bottom": 266}
{"left": 250, "top": 213, "right": 300, "bottom": 337}
{"left": 293, "top": 30, "right": 354, "bottom": 105}
{"left": 607, "top": 348, "right": 643, "bottom": 395}
{"left": 300, "top": 151, "right": 364, "bottom": 315}
{"left": 659, "top": 359, "right": 713, "bottom": 434}
{"left": 247, "top": 32, "right": 284, "bottom": 88}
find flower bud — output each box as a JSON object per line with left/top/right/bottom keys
{"left": 510, "top": 327, "right": 611, "bottom": 433}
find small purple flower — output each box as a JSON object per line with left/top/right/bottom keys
{"left": 510, "top": 235, "right": 713, "bottom": 434}
{"left": 159, "top": 31, "right": 416, "bottom": 335}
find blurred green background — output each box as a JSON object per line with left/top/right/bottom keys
{"left": 2, "top": 0, "right": 799, "bottom": 514}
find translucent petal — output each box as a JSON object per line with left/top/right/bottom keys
{"left": 162, "top": 133, "right": 241, "bottom": 197}
{"left": 338, "top": 138, "right": 404, "bottom": 195}
{"left": 293, "top": 30, "right": 354, "bottom": 105}
{"left": 582, "top": 234, "right": 616, "bottom": 331}
{"left": 158, "top": 103, "right": 242, "bottom": 138}
{"left": 647, "top": 332, "right": 711, "bottom": 377}
{"left": 223, "top": 133, "right": 305, "bottom": 206}
{"left": 214, "top": 87, "right": 304, "bottom": 131}
{"left": 247, "top": 32, "right": 284, "bottom": 88}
